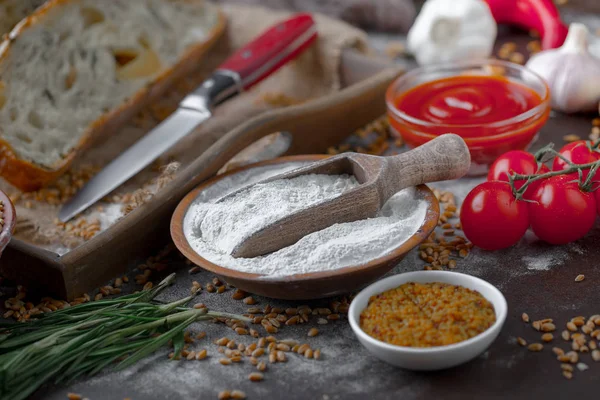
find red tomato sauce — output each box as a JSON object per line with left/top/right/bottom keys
{"left": 388, "top": 74, "right": 550, "bottom": 165}
{"left": 393, "top": 75, "right": 542, "bottom": 136}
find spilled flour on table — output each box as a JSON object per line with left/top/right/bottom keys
{"left": 523, "top": 253, "right": 567, "bottom": 271}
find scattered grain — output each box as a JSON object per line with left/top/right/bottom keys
{"left": 528, "top": 343, "right": 544, "bottom": 352}
{"left": 561, "top": 363, "right": 574, "bottom": 372}
{"left": 219, "top": 358, "right": 232, "bottom": 366}
{"left": 558, "top": 354, "right": 571, "bottom": 363}
{"left": 252, "top": 348, "right": 265, "bottom": 358}
{"left": 196, "top": 349, "right": 208, "bottom": 360}
{"left": 231, "top": 390, "right": 246, "bottom": 400}
{"left": 567, "top": 322, "right": 578, "bottom": 332}
{"left": 276, "top": 343, "right": 290, "bottom": 352}
{"left": 574, "top": 274, "right": 585, "bottom": 282}
{"left": 552, "top": 347, "right": 564, "bottom": 356}
{"left": 566, "top": 351, "right": 579, "bottom": 363}
{"left": 188, "top": 266, "right": 201, "bottom": 274}
{"left": 541, "top": 333, "right": 554, "bottom": 342}
{"left": 243, "top": 297, "right": 257, "bottom": 305}
{"left": 232, "top": 289, "right": 246, "bottom": 300}
{"left": 268, "top": 352, "right": 277, "bottom": 363}
{"left": 235, "top": 328, "right": 248, "bottom": 335}
{"left": 276, "top": 350, "right": 287, "bottom": 362}
{"left": 249, "top": 372, "right": 264, "bottom": 382}
{"left": 218, "top": 390, "right": 231, "bottom": 400}
{"left": 297, "top": 344, "right": 310, "bottom": 354}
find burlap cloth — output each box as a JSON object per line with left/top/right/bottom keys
{"left": 2, "top": 4, "right": 369, "bottom": 255}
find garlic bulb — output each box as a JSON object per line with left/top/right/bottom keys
{"left": 407, "top": 0, "right": 497, "bottom": 66}
{"left": 526, "top": 23, "right": 600, "bottom": 113}
{"left": 589, "top": 34, "right": 600, "bottom": 59}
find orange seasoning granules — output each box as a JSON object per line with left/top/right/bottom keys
{"left": 359, "top": 282, "right": 496, "bottom": 347}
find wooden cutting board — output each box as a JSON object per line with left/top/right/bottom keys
{"left": 0, "top": 49, "right": 400, "bottom": 299}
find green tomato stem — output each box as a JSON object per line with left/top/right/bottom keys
{"left": 511, "top": 154, "right": 600, "bottom": 199}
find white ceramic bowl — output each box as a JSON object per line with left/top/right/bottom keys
{"left": 348, "top": 271, "right": 507, "bottom": 371}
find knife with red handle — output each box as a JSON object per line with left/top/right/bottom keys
{"left": 60, "top": 13, "right": 318, "bottom": 222}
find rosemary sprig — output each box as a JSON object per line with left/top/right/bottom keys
{"left": 0, "top": 274, "right": 249, "bottom": 400}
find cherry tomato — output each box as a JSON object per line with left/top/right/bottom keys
{"left": 596, "top": 189, "right": 600, "bottom": 216}
{"left": 487, "top": 150, "right": 549, "bottom": 200}
{"left": 552, "top": 141, "right": 600, "bottom": 183}
{"left": 460, "top": 181, "right": 530, "bottom": 250}
{"left": 528, "top": 175, "right": 597, "bottom": 245}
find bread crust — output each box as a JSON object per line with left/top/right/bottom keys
{"left": 0, "top": 0, "right": 226, "bottom": 191}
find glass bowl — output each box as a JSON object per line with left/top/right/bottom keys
{"left": 386, "top": 60, "right": 550, "bottom": 175}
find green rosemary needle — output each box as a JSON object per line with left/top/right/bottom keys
{"left": 0, "top": 273, "right": 248, "bottom": 400}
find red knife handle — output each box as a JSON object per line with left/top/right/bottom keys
{"left": 180, "top": 13, "right": 317, "bottom": 111}
{"left": 218, "top": 13, "right": 317, "bottom": 89}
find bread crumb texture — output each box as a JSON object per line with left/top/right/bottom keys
{"left": 0, "top": 0, "right": 219, "bottom": 167}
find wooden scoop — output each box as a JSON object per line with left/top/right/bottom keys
{"left": 226, "top": 134, "right": 471, "bottom": 258}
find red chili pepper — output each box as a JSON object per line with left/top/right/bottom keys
{"left": 484, "top": 0, "right": 568, "bottom": 50}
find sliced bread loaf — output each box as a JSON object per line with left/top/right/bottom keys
{"left": 0, "top": 0, "right": 225, "bottom": 191}
{"left": 0, "top": 0, "right": 46, "bottom": 36}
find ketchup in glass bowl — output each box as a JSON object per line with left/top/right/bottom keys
{"left": 386, "top": 60, "right": 550, "bottom": 175}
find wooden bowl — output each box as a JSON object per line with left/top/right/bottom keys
{"left": 171, "top": 155, "right": 440, "bottom": 300}
{"left": 0, "top": 189, "right": 16, "bottom": 257}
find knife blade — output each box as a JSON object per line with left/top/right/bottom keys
{"left": 59, "top": 13, "right": 318, "bottom": 222}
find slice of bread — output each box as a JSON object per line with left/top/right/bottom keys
{"left": 0, "top": 0, "right": 46, "bottom": 36}
{"left": 0, "top": 0, "right": 225, "bottom": 191}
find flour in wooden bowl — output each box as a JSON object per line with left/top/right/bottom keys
{"left": 183, "top": 162, "right": 428, "bottom": 278}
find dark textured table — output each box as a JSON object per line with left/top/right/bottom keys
{"left": 22, "top": 2, "right": 600, "bottom": 399}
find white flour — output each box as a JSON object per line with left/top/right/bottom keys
{"left": 183, "top": 162, "right": 428, "bottom": 278}
{"left": 199, "top": 174, "right": 360, "bottom": 255}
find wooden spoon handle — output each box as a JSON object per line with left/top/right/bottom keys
{"left": 383, "top": 134, "right": 471, "bottom": 198}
